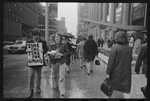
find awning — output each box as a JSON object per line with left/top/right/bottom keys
{"left": 84, "top": 22, "right": 98, "bottom": 28}
{"left": 84, "top": 19, "right": 144, "bottom": 31}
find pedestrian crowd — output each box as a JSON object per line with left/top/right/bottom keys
{"left": 25, "top": 28, "right": 147, "bottom": 99}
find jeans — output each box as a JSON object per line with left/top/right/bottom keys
{"left": 79, "top": 57, "right": 85, "bottom": 67}
{"left": 28, "top": 66, "right": 42, "bottom": 91}
{"left": 52, "top": 63, "right": 66, "bottom": 95}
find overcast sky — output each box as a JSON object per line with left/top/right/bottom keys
{"left": 58, "top": 3, "right": 78, "bottom": 37}
{"left": 40, "top": 2, "right": 78, "bottom": 37}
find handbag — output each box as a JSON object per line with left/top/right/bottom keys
{"left": 95, "top": 56, "right": 101, "bottom": 65}
{"left": 100, "top": 78, "right": 113, "bottom": 97}
{"left": 95, "top": 59, "right": 100, "bottom": 65}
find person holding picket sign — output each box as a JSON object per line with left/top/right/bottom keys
{"left": 26, "top": 28, "right": 48, "bottom": 98}
{"left": 47, "top": 33, "right": 69, "bottom": 98}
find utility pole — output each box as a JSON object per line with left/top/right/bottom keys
{"left": 45, "top": 3, "right": 49, "bottom": 42}
{"left": 144, "top": 3, "right": 147, "bottom": 30}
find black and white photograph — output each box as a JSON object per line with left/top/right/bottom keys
{"left": 3, "top": 2, "right": 147, "bottom": 99}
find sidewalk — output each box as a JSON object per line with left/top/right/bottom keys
{"left": 6, "top": 60, "right": 108, "bottom": 98}
{"left": 3, "top": 53, "right": 146, "bottom": 98}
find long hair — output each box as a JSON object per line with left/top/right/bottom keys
{"left": 48, "top": 33, "right": 63, "bottom": 50}
{"left": 51, "top": 33, "right": 63, "bottom": 44}
{"left": 115, "top": 31, "right": 128, "bottom": 45}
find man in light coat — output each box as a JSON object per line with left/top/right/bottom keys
{"left": 133, "top": 35, "right": 141, "bottom": 54}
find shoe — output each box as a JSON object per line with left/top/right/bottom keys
{"left": 81, "top": 66, "right": 83, "bottom": 68}
{"left": 87, "top": 73, "right": 90, "bottom": 75}
{"left": 36, "top": 88, "right": 41, "bottom": 93}
{"left": 90, "top": 69, "right": 93, "bottom": 73}
{"left": 141, "top": 87, "right": 147, "bottom": 98}
{"left": 27, "top": 90, "right": 34, "bottom": 98}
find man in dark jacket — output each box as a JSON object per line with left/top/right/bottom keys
{"left": 97, "top": 38, "right": 101, "bottom": 47}
{"left": 84, "top": 34, "right": 98, "bottom": 75}
{"left": 109, "top": 38, "right": 113, "bottom": 48}
{"left": 27, "top": 28, "right": 48, "bottom": 98}
{"left": 107, "top": 39, "right": 111, "bottom": 48}
{"left": 135, "top": 43, "right": 147, "bottom": 98}
{"left": 101, "top": 38, "right": 104, "bottom": 47}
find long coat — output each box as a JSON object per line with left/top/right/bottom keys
{"left": 106, "top": 44, "right": 132, "bottom": 93}
{"left": 76, "top": 40, "right": 86, "bottom": 58}
{"left": 83, "top": 38, "right": 98, "bottom": 62}
{"left": 135, "top": 43, "right": 147, "bottom": 77}
{"left": 97, "top": 39, "right": 101, "bottom": 47}
{"left": 66, "top": 42, "right": 73, "bottom": 65}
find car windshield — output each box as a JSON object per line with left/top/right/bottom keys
{"left": 7, "top": 43, "right": 14, "bottom": 45}
{"left": 15, "top": 41, "right": 22, "bottom": 44}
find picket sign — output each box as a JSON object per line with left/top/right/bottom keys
{"left": 27, "top": 43, "right": 43, "bottom": 66}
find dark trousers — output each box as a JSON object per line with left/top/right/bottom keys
{"left": 28, "top": 66, "right": 42, "bottom": 91}
{"left": 101, "top": 43, "right": 103, "bottom": 47}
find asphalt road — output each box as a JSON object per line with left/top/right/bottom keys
{"left": 3, "top": 53, "right": 29, "bottom": 97}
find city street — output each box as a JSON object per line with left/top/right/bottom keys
{"left": 3, "top": 52, "right": 146, "bottom": 98}
{"left": 3, "top": 2, "right": 147, "bottom": 99}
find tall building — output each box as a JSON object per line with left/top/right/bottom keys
{"left": 77, "top": 3, "right": 89, "bottom": 37}
{"left": 3, "top": 2, "right": 41, "bottom": 41}
{"left": 84, "top": 3, "right": 147, "bottom": 43}
{"left": 57, "top": 17, "right": 67, "bottom": 33}
{"left": 38, "top": 3, "right": 58, "bottom": 40}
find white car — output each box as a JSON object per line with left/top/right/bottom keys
{"left": 7, "top": 40, "right": 27, "bottom": 54}
{"left": 3, "top": 41, "right": 15, "bottom": 49}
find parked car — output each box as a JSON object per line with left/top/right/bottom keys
{"left": 3, "top": 41, "right": 15, "bottom": 49}
{"left": 7, "top": 40, "right": 27, "bottom": 54}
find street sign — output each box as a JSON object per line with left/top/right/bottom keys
{"left": 27, "top": 43, "right": 44, "bottom": 66}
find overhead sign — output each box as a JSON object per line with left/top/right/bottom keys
{"left": 27, "top": 43, "right": 43, "bottom": 66}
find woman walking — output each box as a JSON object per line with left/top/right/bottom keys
{"left": 106, "top": 31, "right": 132, "bottom": 98}
{"left": 76, "top": 37, "right": 87, "bottom": 68}
{"left": 48, "top": 33, "right": 69, "bottom": 97}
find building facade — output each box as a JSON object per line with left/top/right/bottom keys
{"left": 57, "top": 17, "right": 67, "bottom": 33}
{"left": 77, "top": 3, "right": 89, "bottom": 37}
{"left": 3, "top": 2, "right": 41, "bottom": 41}
{"left": 38, "top": 3, "right": 58, "bottom": 40}
{"left": 84, "top": 3, "right": 147, "bottom": 43}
